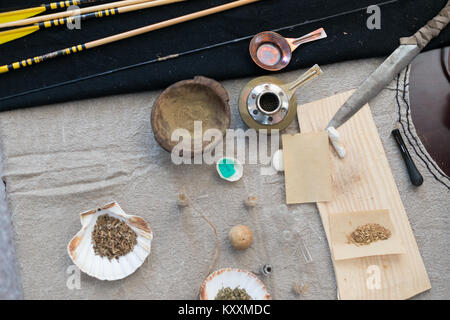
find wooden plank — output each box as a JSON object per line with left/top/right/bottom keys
{"left": 297, "top": 90, "right": 431, "bottom": 300}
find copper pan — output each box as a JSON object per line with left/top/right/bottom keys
{"left": 249, "top": 28, "right": 327, "bottom": 71}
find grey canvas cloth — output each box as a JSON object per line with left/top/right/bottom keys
{"left": 0, "top": 161, "right": 22, "bottom": 300}
{"left": 0, "top": 58, "right": 448, "bottom": 299}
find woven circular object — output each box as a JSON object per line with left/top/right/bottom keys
{"left": 151, "top": 76, "right": 230, "bottom": 156}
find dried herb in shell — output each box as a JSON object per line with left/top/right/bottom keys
{"left": 215, "top": 287, "right": 252, "bottom": 300}
{"left": 349, "top": 223, "right": 391, "bottom": 246}
{"left": 92, "top": 214, "right": 138, "bottom": 260}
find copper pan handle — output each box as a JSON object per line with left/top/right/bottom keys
{"left": 286, "top": 28, "right": 327, "bottom": 52}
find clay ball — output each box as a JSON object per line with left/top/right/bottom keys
{"left": 229, "top": 225, "right": 253, "bottom": 250}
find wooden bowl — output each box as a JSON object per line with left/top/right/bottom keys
{"left": 151, "top": 76, "right": 230, "bottom": 156}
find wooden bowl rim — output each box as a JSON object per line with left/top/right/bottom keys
{"left": 151, "top": 76, "right": 231, "bottom": 155}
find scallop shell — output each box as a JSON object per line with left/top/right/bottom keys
{"left": 200, "top": 268, "right": 271, "bottom": 300}
{"left": 216, "top": 157, "right": 243, "bottom": 182}
{"left": 67, "top": 202, "right": 153, "bottom": 281}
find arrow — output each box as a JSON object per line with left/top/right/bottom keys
{"left": 0, "top": 0, "right": 185, "bottom": 45}
{"left": 0, "top": 0, "right": 101, "bottom": 24}
{"left": 0, "top": 0, "right": 158, "bottom": 29}
{"left": 0, "top": 0, "right": 262, "bottom": 74}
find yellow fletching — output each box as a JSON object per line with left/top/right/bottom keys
{"left": 0, "top": 7, "right": 46, "bottom": 24}
{"left": 0, "top": 25, "right": 39, "bottom": 45}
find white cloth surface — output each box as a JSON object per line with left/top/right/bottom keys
{"left": 0, "top": 58, "right": 448, "bottom": 299}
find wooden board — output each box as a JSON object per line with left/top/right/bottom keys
{"left": 297, "top": 90, "right": 431, "bottom": 300}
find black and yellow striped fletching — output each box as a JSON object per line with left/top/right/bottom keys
{"left": 0, "top": 1, "right": 97, "bottom": 24}
{"left": 0, "top": 43, "right": 86, "bottom": 74}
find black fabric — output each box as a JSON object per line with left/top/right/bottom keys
{"left": 0, "top": 0, "right": 449, "bottom": 111}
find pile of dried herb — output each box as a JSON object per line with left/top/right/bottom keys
{"left": 215, "top": 287, "right": 252, "bottom": 300}
{"left": 92, "top": 214, "right": 138, "bottom": 260}
{"left": 350, "top": 223, "right": 392, "bottom": 246}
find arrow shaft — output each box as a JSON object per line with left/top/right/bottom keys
{"left": 0, "top": 0, "right": 154, "bottom": 28}
{"left": 0, "top": 0, "right": 100, "bottom": 24}
{"left": 0, "top": 0, "right": 184, "bottom": 46}
{"left": 40, "top": 0, "right": 97, "bottom": 11}
{"left": 36, "top": 0, "right": 183, "bottom": 30}
{"left": 0, "top": 44, "right": 87, "bottom": 74}
{"left": 0, "top": 0, "right": 261, "bottom": 74}
{"left": 40, "top": 8, "right": 118, "bottom": 27}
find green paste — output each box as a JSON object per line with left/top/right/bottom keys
{"left": 218, "top": 158, "right": 236, "bottom": 179}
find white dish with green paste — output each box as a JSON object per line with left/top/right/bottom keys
{"left": 216, "top": 157, "right": 243, "bottom": 182}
